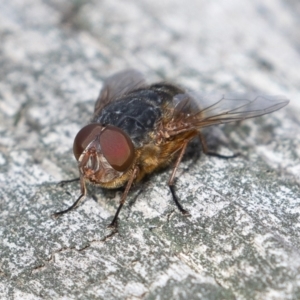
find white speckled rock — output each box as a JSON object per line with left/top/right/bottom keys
{"left": 0, "top": 0, "right": 299, "bottom": 299}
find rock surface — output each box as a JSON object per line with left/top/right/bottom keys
{"left": 0, "top": 0, "right": 299, "bottom": 299}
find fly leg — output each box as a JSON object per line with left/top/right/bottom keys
{"left": 108, "top": 167, "right": 138, "bottom": 228}
{"left": 53, "top": 177, "right": 87, "bottom": 217}
{"left": 168, "top": 142, "right": 190, "bottom": 216}
{"left": 198, "top": 131, "right": 239, "bottom": 159}
{"left": 58, "top": 177, "right": 80, "bottom": 187}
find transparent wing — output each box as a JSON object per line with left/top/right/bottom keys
{"left": 94, "top": 69, "right": 147, "bottom": 115}
{"left": 168, "top": 92, "right": 289, "bottom": 134}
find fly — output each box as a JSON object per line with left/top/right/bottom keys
{"left": 53, "top": 69, "right": 289, "bottom": 228}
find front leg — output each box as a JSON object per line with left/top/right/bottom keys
{"left": 108, "top": 166, "right": 139, "bottom": 228}
{"left": 53, "top": 176, "right": 87, "bottom": 217}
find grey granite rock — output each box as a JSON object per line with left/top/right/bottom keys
{"left": 0, "top": 0, "right": 299, "bottom": 299}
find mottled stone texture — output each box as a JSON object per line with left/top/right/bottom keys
{"left": 0, "top": 1, "right": 299, "bottom": 299}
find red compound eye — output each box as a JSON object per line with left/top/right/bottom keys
{"left": 73, "top": 124, "right": 103, "bottom": 160}
{"left": 99, "top": 125, "right": 134, "bottom": 172}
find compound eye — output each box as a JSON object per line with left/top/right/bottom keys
{"left": 73, "top": 124, "right": 103, "bottom": 160}
{"left": 100, "top": 125, "right": 134, "bottom": 172}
